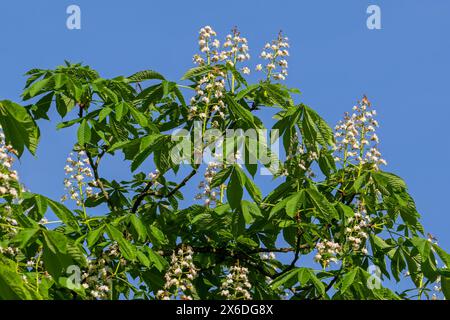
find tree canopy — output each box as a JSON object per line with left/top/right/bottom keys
{"left": 0, "top": 26, "right": 448, "bottom": 300}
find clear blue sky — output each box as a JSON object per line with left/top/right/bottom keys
{"left": 1, "top": 0, "right": 449, "bottom": 283}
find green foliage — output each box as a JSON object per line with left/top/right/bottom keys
{"left": 0, "top": 32, "right": 448, "bottom": 301}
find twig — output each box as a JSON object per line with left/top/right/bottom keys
{"left": 130, "top": 168, "right": 198, "bottom": 214}
{"left": 85, "top": 149, "right": 115, "bottom": 211}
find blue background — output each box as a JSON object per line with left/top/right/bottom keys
{"left": 1, "top": 0, "right": 449, "bottom": 293}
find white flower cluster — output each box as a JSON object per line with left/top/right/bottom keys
{"left": 333, "top": 96, "right": 387, "bottom": 170}
{"left": 189, "top": 26, "right": 253, "bottom": 124}
{"left": 195, "top": 160, "right": 223, "bottom": 207}
{"left": 61, "top": 150, "right": 96, "bottom": 206}
{"left": 193, "top": 26, "right": 219, "bottom": 65}
{"left": 0, "top": 204, "right": 19, "bottom": 236}
{"left": 260, "top": 252, "right": 276, "bottom": 260}
{"left": 0, "top": 128, "right": 20, "bottom": 199}
{"left": 345, "top": 205, "right": 371, "bottom": 254}
{"left": 0, "top": 245, "right": 20, "bottom": 257}
{"left": 432, "top": 276, "right": 442, "bottom": 300}
{"left": 193, "top": 26, "right": 250, "bottom": 69}
{"left": 222, "top": 28, "right": 250, "bottom": 72}
{"left": 148, "top": 169, "right": 160, "bottom": 181}
{"left": 256, "top": 31, "right": 289, "bottom": 81}
{"left": 157, "top": 245, "right": 197, "bottom": 300}
{"left": 80, "top": 243, "right": 120, "bottom": 299}
{"left": 314, "top": 240, "right": 342, "bottom": 267}
{"left": 188, "top": 73, "right": 227, "bottom": 122}
{"left": 220, "top": 265, "right": 252, "bottom": 300}
{"left": 145, "top": 169, "right": 161, "bottom": 192}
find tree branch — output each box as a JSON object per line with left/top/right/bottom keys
{"left": 130, "top": 168, "right": 198, "bottom": 214}
{"left": 131, "top": 180, "right": 155, "bottom": 213}
{"left": 85, "top": 149, "right": 116, "bottom": 211}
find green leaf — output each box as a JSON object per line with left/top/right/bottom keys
{"left": 106, "top": 224, "right": 136, "bottom": 261}
{"left": 115, "top": 101, "right": 129, "bottom": 121}
{"left": 148, "top": 225, "right": 168, "bottom": 246}
{"left": 270, "top": 268, "right": 300, "bottom": 289}
{"left": 285, "top": 191, "right": 304, "bottom": 217}
{"left": 433, "top": 244, "right": 450, "bottom": 268}
{"left": 210, "top": 166, "right": 233, "bottom": 188}
{"left": 131, "top": 134, "right": 165, "bottom": 171}
{"left": 77, "top": 119, "right": 91, "bottom": 146}
{"left": 146, "top": 247, "right": 167, "bottom": 272}
{"left": 56, "top": 117, "right": 82, "bottom": 130}
{"left": 0, "top": 263, "right": 34, "bottom": 299}
{"left": 227, "top": 168, "right": 243, "bottom": 211}
{"left": 411, "top": 237, "right": 431, "bottom": 260}
{"left": 43, "top": 230, "right": 68, "bottom": 254}
{"left": 87, "top": 226, "right": 105, "bottom": 248}
{"left": 181, "top": 65, "right": 215, "bottom": 80}
{"left": 129, "top": 104, "right": 149, "bottom": 128}
{"left": 129, "top": 215, "right": 147, "bottom": 242}
{"left": 234, "top": 165, "right": 262, "bottom": 203}
{"left": 22, "top": 77, "right": 52, "bottom": 100}
{"left": 136, "top": 250, "right": 151, "bottom": 267}
{"left": 370, "top": 234, "right": 391, "bottom": 250}
{"left": 442, "top": 276, "right": 450, "bottom": 300}
{"left": 341, "top": 268, "right": 358, "bottom": 293}
{"left": 0, "top": 100, "right": 40, "bottom": 156}
{"left": 128, "top": 70, "right": 165, "bottom": 82}
{"left": 225, "top": 94, "right": 258, "bottom": 128}
{"left": 46, "top": 198, "right": 80, "bottom": 232}
{"left": 30, "top": 92, "right": 53, "bottom": 120}
{"left": 53, "top": 73, "right": 67, "bottom": 89}
{"left": 372, "top": 171, "right": 407, "bottom": 193}
{"left": 98, "top": 107, "right": 112, "bottom": 122}
{"left": 306, "top": 188, "right": 338, "bottom": 220}
{"left": 300, "top": 104, "right": 334, "bottom": 148}
{"left": 235, "top": 84, "right": 259, "bottom": 101}
{"left": 42, "top": 230, "right": 74, "bottom": 279}
{"left": 270, "top": 268, "right": 324, "bottom": 295}
{"left": 236, "top": 235, "right": 258, "bottom": 248}
{"left": 12, "top": 227, "right": 40, "bottom": 249}
{"left": 261, "top": 83, "right": 292, "bottom": 107}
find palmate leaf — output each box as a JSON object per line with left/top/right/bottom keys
{"left": 0, "top": 100, "right": 40, "bottom": 156}
{"left": 299, "top": 104, "right": 334, "bottom": 149}
{"left": 2, "top": 48, "right": 447, "bottom": 301}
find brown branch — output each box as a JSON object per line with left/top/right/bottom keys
{"left": 78, "top": 104, "right": 116, "bottom": 211}
{"left": 130, "top": 168, "right": 198, "bottom": 214}
{"left": 131, "top": 180, "right": 156, "bottom": 213}
{"left": 310, "top": 268, "right": 343, "bottom": 300}
{"left": 160, "top": 245, "right": 302, "bottom": 257}
{"left": 166, "top": 168, "right": 197, "bottom": 198}
{"left": 85, "top": 149, "right": 116, "bottom": 211}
